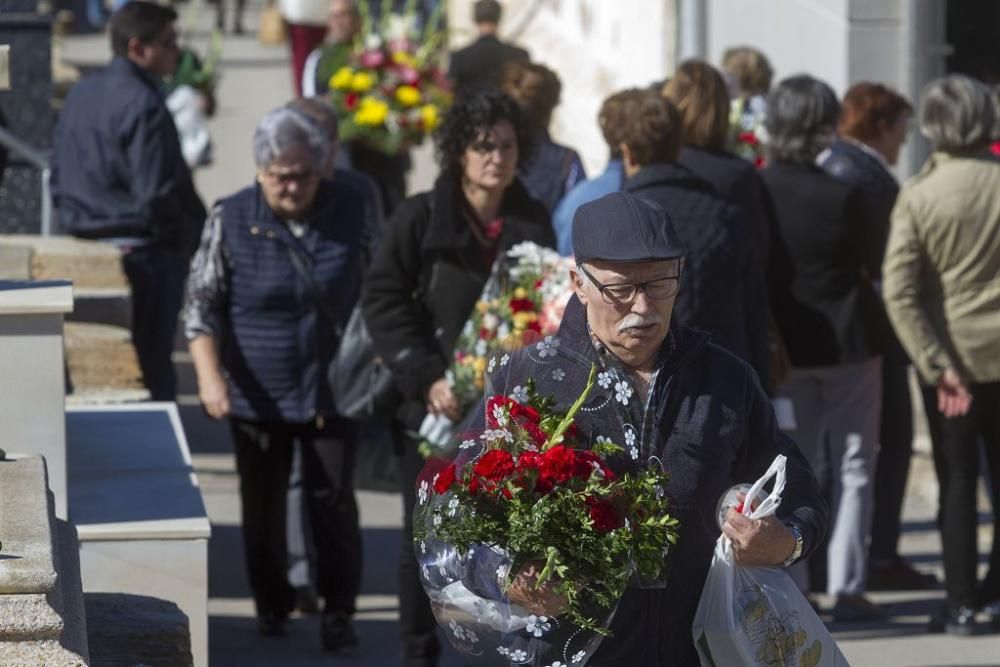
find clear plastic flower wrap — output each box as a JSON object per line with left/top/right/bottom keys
{"left": 413, "top": 337, "right": 680, "bottom": 666}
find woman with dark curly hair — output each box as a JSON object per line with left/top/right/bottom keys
{"left": 361, "top": 89, "right": 554, "bottom": 667}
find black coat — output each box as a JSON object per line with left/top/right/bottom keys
{"left": 761, "top": 161, "right": 888, "bottom": 366}
{"left": 481, "top": 296, "right": 827, "bottom": 666}
{"left": 678, "top": 145, "right": 774, "bottom": 263}
{"left": 448, "top": 35, "right": 529, "bottom": 94}
{"left": 819, "top": 139, "right": 899, "bottom": 265}
{"left": 623, "top": 162, "right": 770, "bottom": 387}
{"left": 362, "top": 173, "right": 554, "bottom": 431}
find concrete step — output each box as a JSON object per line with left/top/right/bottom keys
{"left": 64, "top": 322, "right": 145, "bottom": 397}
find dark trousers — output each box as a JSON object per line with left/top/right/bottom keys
{"left": 230, "top": 417, "right": 362, "bottom": 617}
{"left": 870, "top": 343, "right": 915, "bottom": 563}
{"left": 921, "top": 381, "right": 1000, "bottom": 609}
{"left": 121, "top": 245, "right": 187, "bottom": 401}
{"left": 398, "top": 429, "right": 440, "bottom": 660}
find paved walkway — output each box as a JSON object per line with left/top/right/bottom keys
{"left": 61, "top": 4, "right": 999, "bottom": 665}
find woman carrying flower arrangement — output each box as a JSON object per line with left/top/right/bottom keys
{"left": 419, "top": 192, "right": 827, "bottom": 666}
{"left": 362, "top": 89, "right": 555, "bottom": 666}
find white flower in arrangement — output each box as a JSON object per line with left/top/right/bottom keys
{"left": 364, "top": 33, "right": 383, "bottom": 50}
{"left": 447, "top": 497, "right": 460, "bottom": 517}
{"left": 525, "top": 615, "right": 551, "bottom": 637}
{"left": 497, "top": 322, "right": 511, "bottom": 341}
{"left": 475, "top": 339, "right": 488, "bottom": 357}
{"left": 460, "top": 439, "right": 476, "bottom": 449}
{"left": 492, "top": 404, "right": 509, "bottom": 428}
{"left": 417, "top": 480, "right": 430, "bottom": 505}
{"left": 572, "top": 651, "right": 587, "bottom": 663}
{"left": 481, "top": 428, "right": 514, "bottom": 444}
{"left": 487, "top": 356, "right": 497, "bottom": 373}
{"left": 482, "top": 312, "right": 500, "bottom": 330}
{"left": 597, "top": 371, "right": 612, "bottom": 389}
{"left": 501, "top": 353, "right": 511, "bottom": 366}
{"left": 536, "top": 336, "right": 560, "bottom": 358}
{"left": 461, "top": 320, "right": 475, "bottom": 337}
{"left": 509, "top": 385, "right": 529, "bottom": 403}
{"left": 509, "top": 649, "right": 529, "bottom": 662}
{"left": 614, "top": 380, "right": 633, "bottom": 405}
{"left": 595, "top": 435, "right": 612, "bottom": 445}
{"left": 551, "top": 368, "right": 566, "bottom": 382}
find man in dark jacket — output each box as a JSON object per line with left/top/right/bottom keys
{"left": 616, "top": 89, "right": 770, "bottom": 388}
{"left": 52, "top": 1, "right": 206, "bottom": 401}
{"left": 448, "top": 0, "right": 529, "bottom": 95}
{"left": 466, "top": 192, "right": 827, "bottom": 666}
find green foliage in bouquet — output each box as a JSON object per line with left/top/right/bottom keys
{"left": 166, "top": 29, "right": 223, "bottom": 97}
{"left": 418, "top": 366, "right": 680, "bottom": 635}
{"left": 328, "top": 0, "right": 452, "bottom": 155}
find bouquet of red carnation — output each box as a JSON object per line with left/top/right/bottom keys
{"left": 414, "top": 365, "right": 678, "bottom": 665}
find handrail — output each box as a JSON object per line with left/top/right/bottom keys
{"left": 0, "top": 125, "right": 53, "bottom": 236}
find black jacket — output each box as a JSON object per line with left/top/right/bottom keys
{"left": 448, "top": 35, "right": 529, "bottom": 94}
{"left": 362, "top": 173, "right": 554, "bottom": 432}
{"left": 624, "top": 162, "right": 770, "bottom": 387}
{"left": 483, "top": 296, "right": 827, "bottom": 666}
{"left": 761, "top": 161, "right": 888, "bottom": 366}
{"left": 52, "top": 57, "right": 205, "bottom": 251}
{"left": 678, "top": 145, "right": 774, "bottom": 263}
{"left": 819, "top": 138, "right": 899, "bottom": 264}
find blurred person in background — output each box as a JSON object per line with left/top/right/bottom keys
{"left": 183, "top": 107, "right": 368, "bottom": 650}
{"left": 551, "top": 91, "right": 629, "bottom": 256}
{"left": 721, "top": 46, "right": 773, "bottom": 165}
{"left": 499, "top": 60, "right": 586, "bottom": 215}
{"left": 617, "top": 89, "right": 770, "bottom": 384}
{"left": 211, "top": 0, "right": 247, "bottom": 34}
{"left": 362, "top": 89, "right": 553, "bottom": 667}
{"left": 448, "top": 0, "right": 529, "bottom": 96}
{"left": 883, "top": 74, "right": 1000, "bottom": 635}
{"left": 52, "top": 1, "right": 206, "bottom": 402}
{"left": 663, "top": 58, "right": 773, "bottom": 263}
{"left": 302, "top": 0, "right": 361, "bottom": 98}
{"left": 762, "top": 75, "right": 887, "bottom": 622}
{"left": 818, "top": 82, "right": 935, "bottom": 592}
{"left": 280, "top": 0, "right": 329, "bottom": 97}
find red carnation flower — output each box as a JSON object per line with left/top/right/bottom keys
{"left": 587, "top": 497, "right": 623, "bottom": 533}
{"left": 510, "top": 403, "right": 540, "bottom": 424}
{"left": 433, "top": 463, "right": 456, "bottom": 494}
{"left": 738, "top": 131, "right": 759, "bottom": 146}
{"left": 344, "top": 93, "right": 359, "bottom": 110}
{"left": 517, "top": 451, "right": 543, "bottom": 470}
{"left": 474, "top": 449, "right": 515, "bottom": 482}
{"left": 509, "top": 298, "right": 536, "bottom": 314}
{"left": 540, "top": 445, "right": 578, "bottom": 485}
{"left": 479, "top": 326, "right": 494, "bottom": 340}
{"left": 523, "top": 422, "right": 548, "bottom": 448}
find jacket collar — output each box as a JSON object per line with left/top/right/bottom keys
{"left": 250, "top": 180, "right": 342, "bottom": 236}
{"left": 109, "top": 55, "right": 165, "bottom": 98}
{"left": 826, "top": 139, "right": 896, "bottom": 183}
{"left": 623, "top": 161, "right": 715, "bottom": 195}
{"left": 922, "top": 147, "right": 998, "bottom": 172}
{"left": 554, "top": 294, "right": 709, "bottom": 377}
{"left": 422, "top": 171, "right": 547, "bottom": 251}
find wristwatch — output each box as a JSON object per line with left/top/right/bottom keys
{"left": 782, "top": 524, "right": 804, "bottom": 567}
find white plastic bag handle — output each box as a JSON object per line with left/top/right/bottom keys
{"left": 741, "top": 454, "right": 786, "bottom": 520}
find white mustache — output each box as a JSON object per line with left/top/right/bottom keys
{"left": 617, "top": 313, "right": 663, "bottom": 333}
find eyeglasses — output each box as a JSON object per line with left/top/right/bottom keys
{"left": 577, "top": 263, "right": 680, "bottom": 304}
{"left": 262, "top": 168, "right": 318, "bottom": 187}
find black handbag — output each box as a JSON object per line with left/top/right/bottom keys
{"left": 284, "top": 242, "right": 399, "bottom": 422}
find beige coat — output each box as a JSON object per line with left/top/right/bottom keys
{"left": 883, "top": 150, "right": 1000, "bottom": 384}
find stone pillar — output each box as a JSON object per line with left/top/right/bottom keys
{"left": 0, "top": 280, "right": 74, "bottom": 518}
{"left": 0, "top": 455, "right": 89, "bottom": 666}
{"left": 0, "top": 1, "right": 54, "bottom": 234}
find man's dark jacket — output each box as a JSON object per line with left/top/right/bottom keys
{"left": 624, "top": 162, "right": 770, "bottom": 387}
{"left": 819, "top": 138, "right": 899, "bottom": 264}
{"left": 448, "top": 34, "right": 529, "bottom": 94}
{"left": 678, "top": 145, "right": 774, "bottom": 263}
{"left": 483, "top": 296, "right": 827, "bottom": 666}
{"left": 52, "top": 56, "right": 205, "bottom": 251}
{"left": 362, "top": 172, "right": 553, "bottom": 433}
{"left": 761, "top": 161, "right": 889, "bottom": 367}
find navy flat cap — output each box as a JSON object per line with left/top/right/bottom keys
{"left": 572, "top": 192, "right": 686, "bottom": 263}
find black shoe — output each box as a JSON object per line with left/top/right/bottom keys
{"left": 256, "top": 612, "right": 289, "bottom": 637}
{"left": 929, "top": 605, "right": 978, "bottom": 636}
{"left": 321, "top": 613, "right": 359, "bottom": 652}
{"left": 868, "top": 557, "right": 939, "bottom": 591}
{"left": 982, "top": 602, "right": 1000, "bottom": 630}
{"left": 294, "top": 586, "right": 320, "bottom": 615}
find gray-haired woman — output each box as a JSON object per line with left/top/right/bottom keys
{"left": 761, "top": 75, "right": 888, "bottom": 622}
{"left": 883, "top": 74, "right": 1000, "bottom": 635}
{"left": 182, "top": 106, "right": 368, "bottom": 648}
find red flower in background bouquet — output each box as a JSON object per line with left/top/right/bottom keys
{"left": 415, "top": 366, "right": 679, "bottom": 638}
{"left": 327, "top": 0, "right": 452, "bottom": 155}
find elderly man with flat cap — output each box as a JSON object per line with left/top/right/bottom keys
{"left": 466, "top": 191, "right": 828, "bottom": 665}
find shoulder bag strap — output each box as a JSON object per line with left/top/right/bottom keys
{"left": 284, "top": 241, "right": 344, "bottom": 337}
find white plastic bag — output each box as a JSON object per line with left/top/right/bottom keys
{"left": 692, "top": 455, "right": 848, "bottom": 667}
{"left": 166, "top": 85, "right": 213, "bottom": 169}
